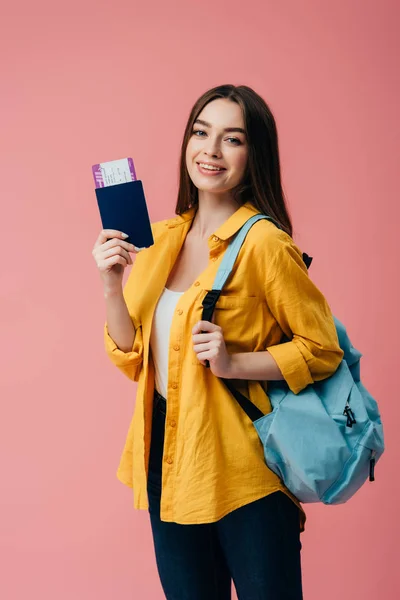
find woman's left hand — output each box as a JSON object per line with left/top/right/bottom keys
{"left": 192, "top": 320, "right": 232, "bottom": 378}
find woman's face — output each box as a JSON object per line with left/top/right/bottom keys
{"left": 185, "top": 98, "right": 248, "bottom": 196}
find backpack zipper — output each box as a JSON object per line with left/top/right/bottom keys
{"left": 343, "top": 400, "right": 357, "bottom": 428}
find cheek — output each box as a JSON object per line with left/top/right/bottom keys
{"left": 185, "top": 142, "right": 192, "bottom": 168}
{"left": 186, "top": 139, "right": 200, "bottom": 170}
{"left": 186, "top": 137, "right": 202, "bottom": 156}
{"left": 230, "top": 150, "right": 248, "bottom": 180}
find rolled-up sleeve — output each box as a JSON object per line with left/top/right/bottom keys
{"left": 265, "top": 232, "right": 344, "bottom": 394}
{"left": 104, "top": 319, "right": 143, "bottom": 382}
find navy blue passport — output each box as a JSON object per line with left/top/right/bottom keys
{"left": 95, "top": 180, "right": 154, "bottom": 248}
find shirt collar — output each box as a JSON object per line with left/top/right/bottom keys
{"left": 169, "top": 201, "right": 261, "bottom": 241}
{"left": 213, "top": 201, "right": 260, "bottom": 240}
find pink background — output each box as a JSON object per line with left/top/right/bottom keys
{"left": 1, "top": 1, "right": 398, "bottom": 598}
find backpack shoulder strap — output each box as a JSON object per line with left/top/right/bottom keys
{"left": 200, "top": 213, "right": 309, "bottom": 421}
{"left": 212, "top": 214, "right": 282, "bottom": 291}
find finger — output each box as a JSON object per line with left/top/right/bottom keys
{"left": 197, "top": 349, "right": 217, "bottom": 362}
{"left": 192, "top": 320, "right": 219, "bottom": 335}
{"left": 193, "top": 341, "right": 212, "bottom": 355}
{"left": 94, "top": 229, "right": 129, "bottom": 248}
{"left": 192, "top": 332, "right": 215, "bottom": 344}
{"left": 193, "top": 338, "right": 222, "bottom": 356}
{"left": 99, "top": 237, "right": 138, "bottom": 254}
{"left": 99, "top": 254, "right": 130, "bottom": 270}
{"left": 101, "top": 246, "right": 133, "bottom": 265}
{"left": 92, "top": 241, "right": 139, "bottom": 263}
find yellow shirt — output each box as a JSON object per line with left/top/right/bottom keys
{"left": 104, "top": 201, "right": 344, "bottom": 531}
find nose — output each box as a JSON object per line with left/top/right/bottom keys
{"left": 204, "top": 136, "right": 222, "bottom": 158}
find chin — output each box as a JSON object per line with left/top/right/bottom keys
{"left": 194, "top": 181, "right": 227, "bottom": 193}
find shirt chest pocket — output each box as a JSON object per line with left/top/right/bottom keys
{"left": 192, "top": 295, "right": 260, "bottom": 365}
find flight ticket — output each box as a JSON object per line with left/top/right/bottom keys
{"left": 92, "top": 157, "right": 136, "bottom": 188}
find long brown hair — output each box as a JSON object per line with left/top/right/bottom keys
{"left": 175, "top": 84, "right": 293, "bottom": 237}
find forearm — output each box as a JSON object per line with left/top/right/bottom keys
{"left": 104, "top": 288, "right": 136, "bottom": 353}
{"left": 227, "top": 351, "right": 285, "bottom": 381}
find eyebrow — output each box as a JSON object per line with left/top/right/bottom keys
{"left": 194, "top": 118, "right": 246, "bottom": 135}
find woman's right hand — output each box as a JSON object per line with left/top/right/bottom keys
{"left": 92, "top": 229, "right": 139, "bottom": 293}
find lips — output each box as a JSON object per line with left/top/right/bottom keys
{"left": 197, "top": 161, "right": 226, "bottom": 170}
{"left": 196, "top": 163, "right": 227, "bottom": 176}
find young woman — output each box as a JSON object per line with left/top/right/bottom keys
{"left": 92, "top": 84, "right": 344, "bottom": 599}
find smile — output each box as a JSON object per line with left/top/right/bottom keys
{"left": 197, "top": 163, "right": 226, "bottom": 176}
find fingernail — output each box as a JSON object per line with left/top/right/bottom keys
{"left": 121, "top": 233, "right": 129, "bottom": 238}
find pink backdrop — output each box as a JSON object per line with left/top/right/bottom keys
{"left": 1, "top": 1, "right": 398, "bottom": 598}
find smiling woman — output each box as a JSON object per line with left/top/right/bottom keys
{"left": 97, "top": 84, "right": 344, "bottom": 599}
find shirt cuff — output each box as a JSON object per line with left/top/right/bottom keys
{"left": 104, "top": 323, "right": 143, "bottom": 381}
{"left": 267, "top": 340, "right": 314, "bottom": 395}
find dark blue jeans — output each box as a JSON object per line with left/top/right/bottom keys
{"left": 147, "top": 390, "right": 303, "bottom": 600}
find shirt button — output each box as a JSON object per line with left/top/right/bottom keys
{"left": 194, "top": 281, "right": 200, "bottom": 287}
{"left": 213, "top": 236, "right": 219, "bottom": 242}
{"left": 171, "top": 383, "right": 178, "bottom": 389}
{"left": 177, "top": 309, "right": 183, "bottom": 315}
{"left": 173, "top": 344, "right": 180, "bottom": 351}
{"left": 165, "top": 456, "right": 173, "bottom": 464}
{"left": 169, "top": 419, "right": 176, "bottom": 428}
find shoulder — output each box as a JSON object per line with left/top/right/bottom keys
{"left": 243, "top": 217, "right": 307, "bottom": 281}
{"left": 244, "top": 217, "right": 302, "bottom": 257}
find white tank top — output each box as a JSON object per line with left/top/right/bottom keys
{"left": 150, "top": 287, "right": 184, "bottom": 399}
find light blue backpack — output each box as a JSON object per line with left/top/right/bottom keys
{"left": 202, "top": 214, "right": 385, "bottom": 504}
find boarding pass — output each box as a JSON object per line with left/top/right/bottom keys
{"left": 92, "top": 157, "right": 137, "bottom": 188}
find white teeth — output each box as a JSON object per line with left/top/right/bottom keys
{"left": 199, "top": 163, "right": 223, "bottom": 171}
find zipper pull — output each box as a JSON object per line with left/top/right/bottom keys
{"left": 343, "top": 405, "right": 357, "bottom": 428}
{"left": 369, "top": 451, "right": 376, "bottom": 482}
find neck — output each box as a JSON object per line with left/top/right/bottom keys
{"left": 190, "top": 190, "right": 240, "bottom": 240}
